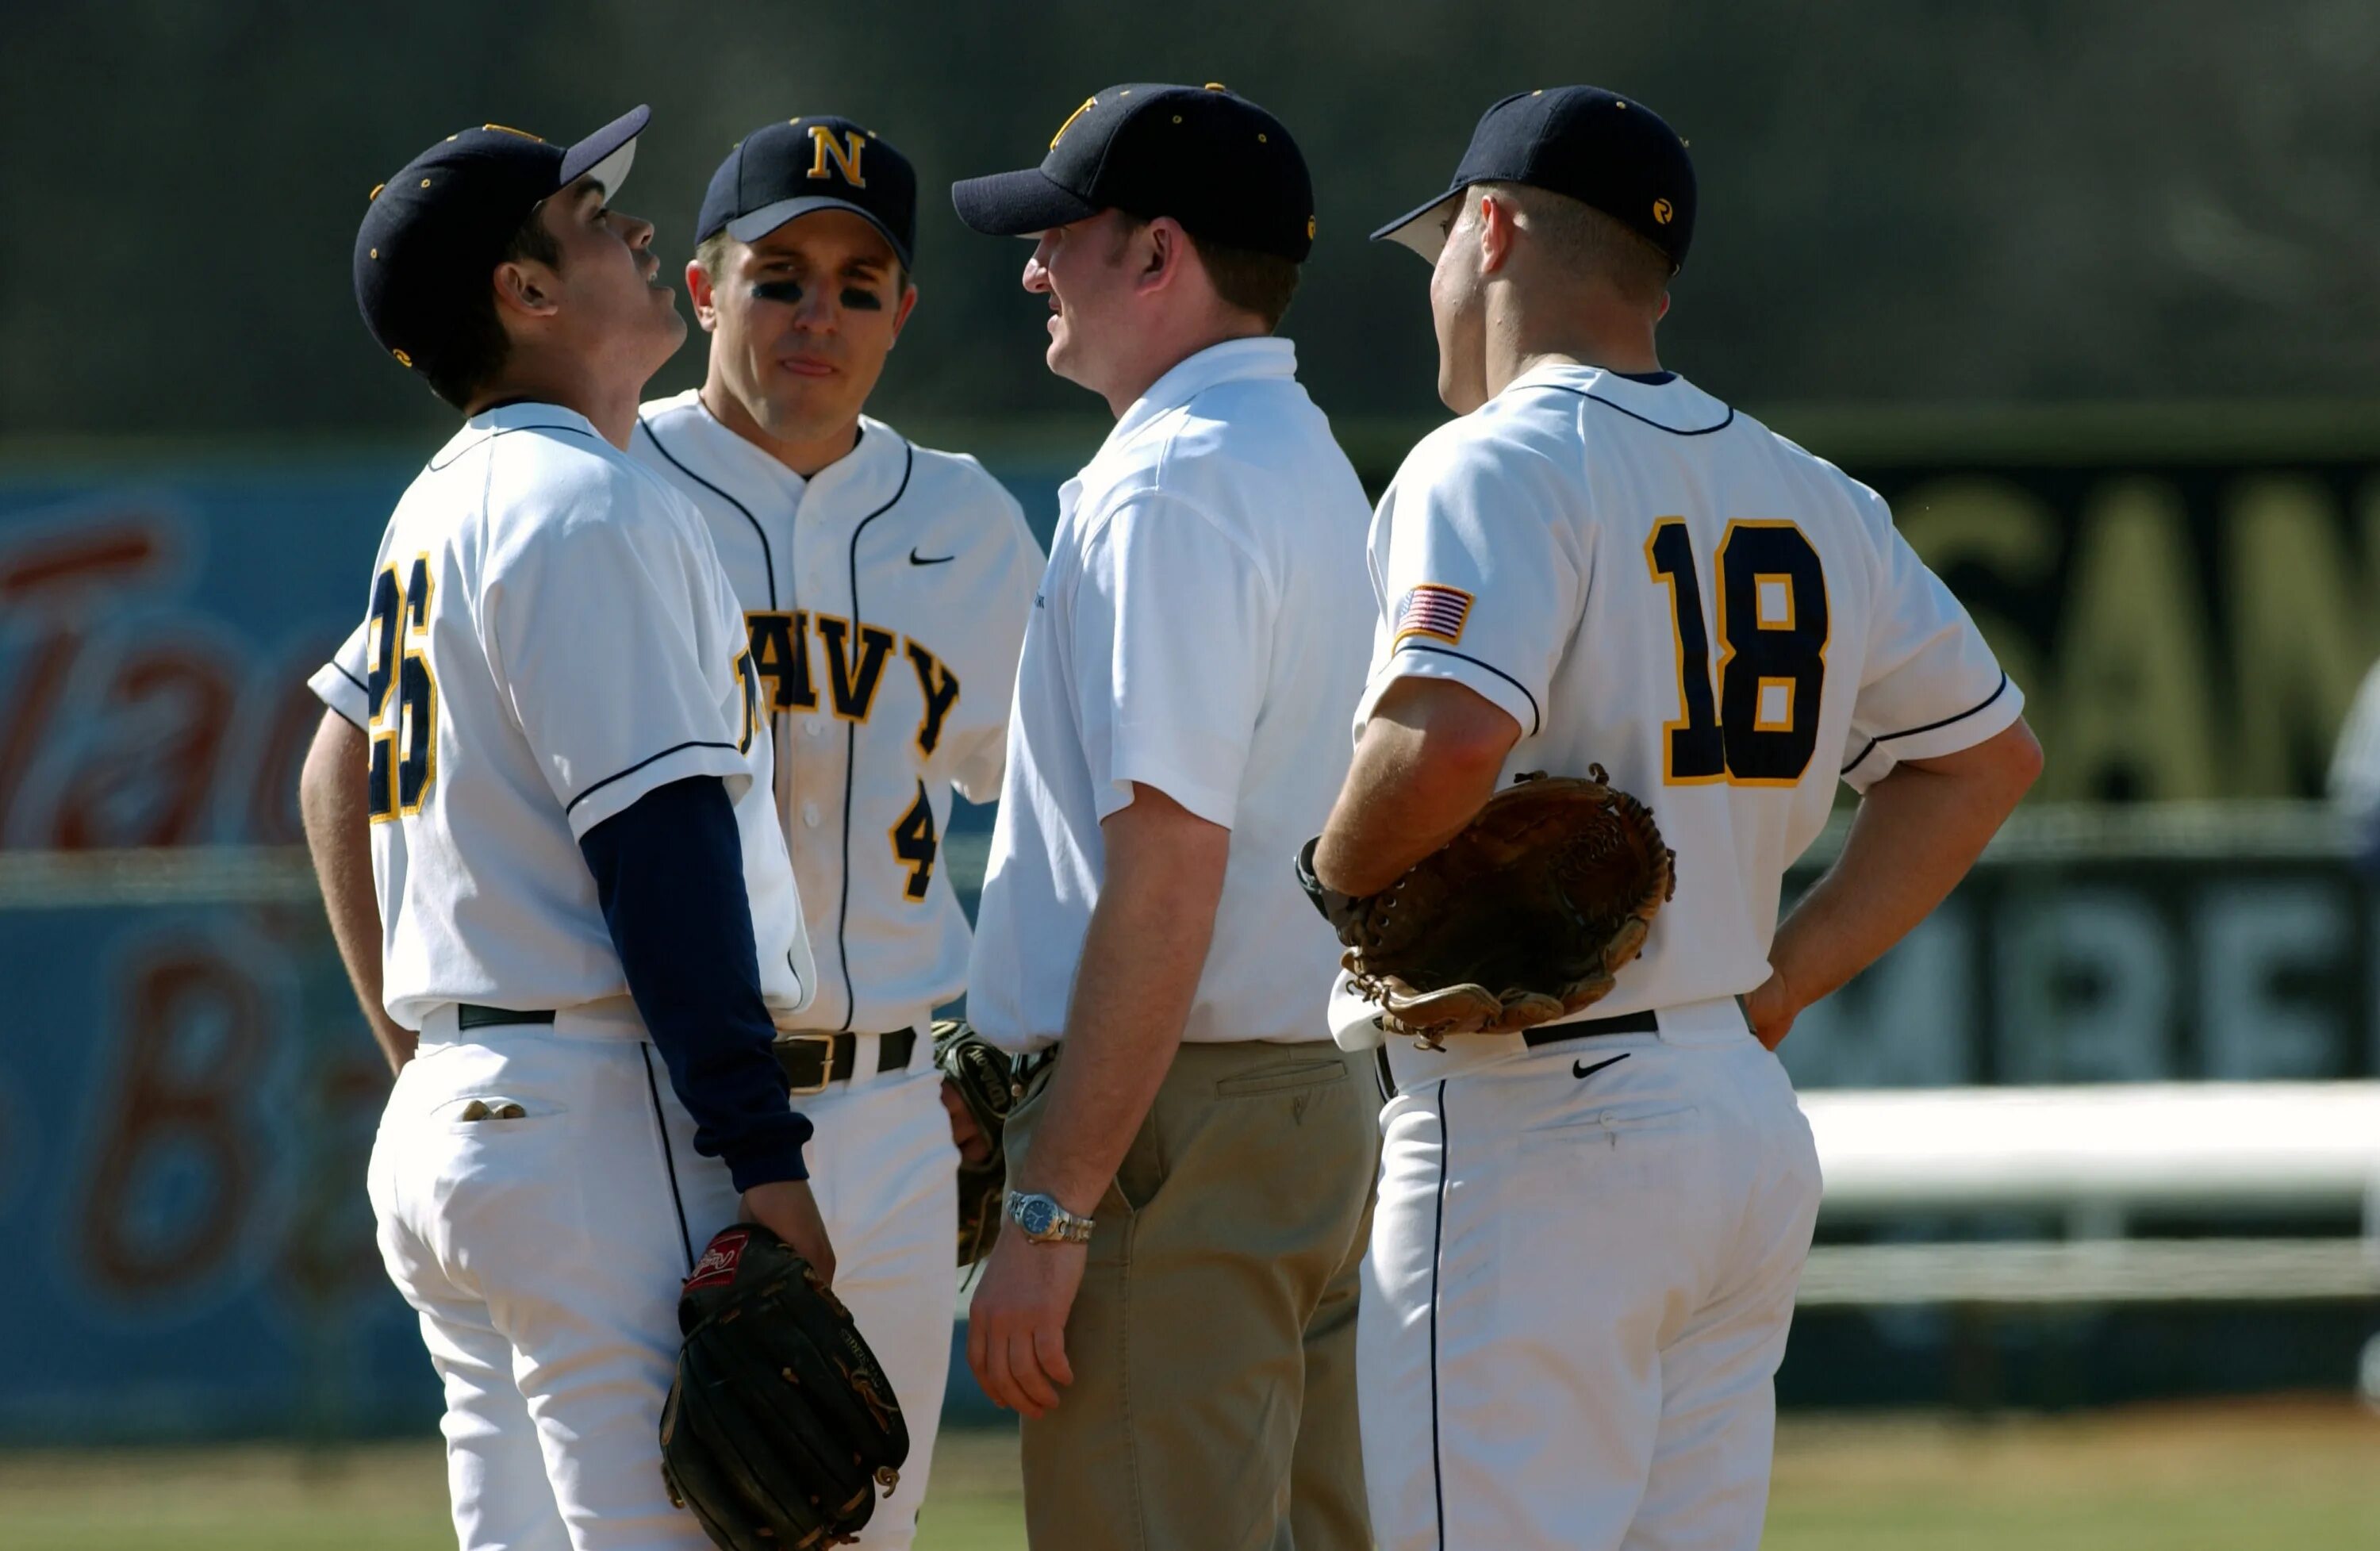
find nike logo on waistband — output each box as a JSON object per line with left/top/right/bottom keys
{"left": 1572, "top": 1054, "right": 1632, "bottom": 1081}
{"left": 909, "top": 548, "right": 954, "bottom": 566}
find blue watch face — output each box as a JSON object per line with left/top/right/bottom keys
{"left": 1017, "top": 1196, "right": 1056, "bottom": 1235}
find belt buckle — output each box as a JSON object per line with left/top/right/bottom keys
{"left": 775, "top": 1032, "right": 837, "bottom": 1096}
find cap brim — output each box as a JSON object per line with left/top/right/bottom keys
{"left": 1369, "top": 190, "right": 1463, "bottom": 263}
{"left": 724, "top": 196, "right": 916, "bottom": 271}
{"left": 562, "top": 104, "right": 650, "bottom": 199}
{"left": 950, "top": 168, "right": 1101, "bottom": 236}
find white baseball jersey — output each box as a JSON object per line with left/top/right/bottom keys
{"left": 304, "top": 401, "right": 813, "bottom": 1031}
{"left": 321, "top": 396, "right": 1040, "bottom": 1037}
{"left": 630, "top": 394, "right": 1041, "bottom": 1035}
{"left": 1330, "top": 363, "right": 2021, "bottom": 1044}
{"left": 967, "top": 337, "right": 1375, "bottom": 1053}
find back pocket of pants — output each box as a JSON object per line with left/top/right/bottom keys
{"left": 1518, "top": 1100, "right": 1699, "bottom": 1150}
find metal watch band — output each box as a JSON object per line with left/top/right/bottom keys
{"left": 1006, "top": 1190, "right": 1095, "bottom": 1244}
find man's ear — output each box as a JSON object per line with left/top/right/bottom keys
{"left": 1134, "top": 217, "right": 1188, "bottom": 298}
{"left": 1475, "top": 192, "right": 1518, "bottom": 277}
{"left": 1656, "top": 291, "right": 1672, "bottom": 321}
{"left": 492, "top": 258, "right": 561, "bottom": 321}
{"left": 686, "top": 259, "right": 720, "bottom": 334}
{"left": 887, "top": 282, "right": 919, "bottom": 347}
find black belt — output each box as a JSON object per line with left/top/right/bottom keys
{"left": 773, "top": 1029, "right": 919, "bottom": 1096}
{"left": 454, "top": 1004, "right": 918, "bottom": 1097}
{"left": 458, "top": 1004, "right": 555, "bottom": 1031}
{"left": 1524, "top": 1007, "right": 1656, "bottom": 1046}
{"left": 1372, "top": 1007, "right": 1659, "bottom": 1101}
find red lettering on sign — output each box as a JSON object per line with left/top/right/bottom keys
{"left": 52, "top": 640, "right": 236, "bottom": 849}
{"left": 79, "top": 945, "right": 271, "bottom": 1296}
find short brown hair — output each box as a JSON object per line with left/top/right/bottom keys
{"left": 1481, "top": 182, "right": 1671, "bottom": 306}
{"left": 1109, "top": 214, "right": 1300, "bottom": 332}
{"left": 1185, "top": 232, "right": 1300, "bottom": 332}
{"left": 420, "top": 205, "right": 563, "bottom": 411}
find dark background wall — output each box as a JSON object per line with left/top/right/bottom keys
{"left": 6, "top": 0, "right": 2377, "bottom": 444}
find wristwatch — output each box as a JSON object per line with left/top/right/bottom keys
{"left": 1006, "top": 1190, "right": 1095, "bottom": 1245}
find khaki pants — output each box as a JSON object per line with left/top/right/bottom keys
{"left": 1004, "top": 1040, "right": 1379, "bottom": 1551}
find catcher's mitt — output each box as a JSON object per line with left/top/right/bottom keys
{"left": 933, "top": 1019, "right": 1015, "bottom": 1268}
{"left": 1298, "top": 767, "right": 1676, "bottom": 1048}
{"left": 659, "top": 1223, "right": 909, "bottom": 1550}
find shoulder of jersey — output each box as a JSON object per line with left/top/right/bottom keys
{"left": 877, "top": 424, "right": 1030, "bottom": 527}
{"left": 1390, "top": 389, "right": 1584, "bottom": 492}
{"left": 463, "top": 416, "right": 693, "bottom": 545}
{"left": 1733, "top": 410, "right": 1892, "bottom": 521}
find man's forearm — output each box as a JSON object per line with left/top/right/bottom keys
{"left": 1315, "top": 678, "right": 1519, "bottom": 895}
{"left": 298, "top": 710, "right": 416, "bottom": 1073}
{"left": 1769, "top": 722, "right": 2041, "bottom": 1010}
{"left": 1012, "top": 789, "right": 1228, "bottom": 1216}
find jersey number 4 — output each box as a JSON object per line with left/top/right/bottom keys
{"left": 366, "top": 555, "right": 437, "bottom": 822}
{"left": 1645, "top": 520, "right": 1829, "bottom": 786}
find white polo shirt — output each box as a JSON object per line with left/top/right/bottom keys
{"left": 967, "top": 338, "right": 1374, "bottom": 1052}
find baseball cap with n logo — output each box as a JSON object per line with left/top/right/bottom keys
{"left": 696, "top": 116, "right": 919, "bottom": 270}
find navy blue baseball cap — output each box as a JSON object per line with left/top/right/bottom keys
{"left": 1373, "top": 86, "right": 1695, "bottom": 272}
{"left": 696, "top": 117, "right": 918, "bottom": 270}
{"left": 952, "top": 83, "right": 1315, "bottom": 262}
{"left": 354, "top": 106, "right": 650, "bottom": 375}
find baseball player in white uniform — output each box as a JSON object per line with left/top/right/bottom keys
{"left": 1311, "top": 89, "right": 2044, "bottom": 1549}
{"left": 307, "top": 117, "right": 1042, "bottom": 1547}
{"left": 297, "top": 108, "right": 836, "bottom": 1550}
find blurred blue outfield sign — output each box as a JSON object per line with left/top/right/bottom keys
{"left": 2, "top": 430, "right": 2378, "bottom": 1438}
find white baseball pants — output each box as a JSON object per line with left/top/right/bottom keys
{"left": 1357, "top": 1002, "right": 1822, "bottom": 1551}
{"left": 368, "top": 1023, "right": 958, "bottom": 1551}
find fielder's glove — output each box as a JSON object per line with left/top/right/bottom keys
{"left": 659, "top": 1223, "right": 909, "bottom": 1549}
{"left": 932, "top": 1018, "right": 1015, "bottom": 1267}
{"left": 1298, "top": 767, "right": 1676, "bottom": 1048}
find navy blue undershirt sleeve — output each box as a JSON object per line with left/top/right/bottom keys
{"left": 578, "top": 775, "right": 811, "bottom": 1190}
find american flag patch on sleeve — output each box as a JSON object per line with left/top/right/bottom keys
{"left": 1393, "top": 583, "right": 1474, "bottom": 646}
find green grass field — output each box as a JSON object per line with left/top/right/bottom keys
{"left": 3, "top": 1399, "right": 2374, "bottom": 1549}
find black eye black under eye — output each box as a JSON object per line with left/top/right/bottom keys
{"left": 750, "top": 279, "right": 804, "bottom": 305}
{"left": 840, "top": 288, "right": 885, "bottom": 311}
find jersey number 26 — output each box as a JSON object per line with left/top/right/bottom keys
{"left": 365, "top": 555, "right": 436, "bottom": 822}
{"left": 1645, "top": 520, "right": 1828, "bottom": 786}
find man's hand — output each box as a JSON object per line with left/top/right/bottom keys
{"left": 1742, "top": 968, "right": 1800, "bottom": 1050}
{"left": 965, "top": 1230, "right": 1085, "bottom": 1419}
{"left": 941, "top": 1078, "right": 992, "bottom": 1167}
{"left": 740, "top": 1179, "right": 836, "bottom": 1284}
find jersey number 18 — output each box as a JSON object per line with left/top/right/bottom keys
{"left": 1645, "top": 520, "right": 1828, "bottom": 787}
{"left": 365, "top": 555, "right": 437, "bottom": 822}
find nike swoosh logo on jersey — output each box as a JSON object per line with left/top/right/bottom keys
{"left": 909, "top": 548, "right": 954, "bottom": 566}
{"left": 1572, "top": 1053, "right": 1632, "bottom": 1081}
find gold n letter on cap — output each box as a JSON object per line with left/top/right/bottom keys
{"left": 808, "top": 125, "right": 867, "bottom": 187}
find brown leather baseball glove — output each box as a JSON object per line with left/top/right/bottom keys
{"left": 1298, "top": 768, "right": 1676, "bottom": 1047}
